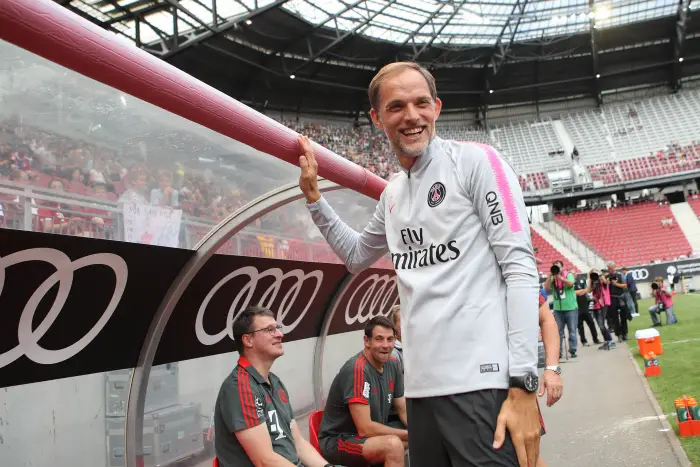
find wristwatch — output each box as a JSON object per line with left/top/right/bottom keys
{"left": 509, "top": 373, "right": 539, "bottom": 392}
{"left": 544, "top": 365, "right": 561, "bottom": 375}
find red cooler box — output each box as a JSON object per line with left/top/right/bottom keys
{"left": 635, "top": 328, "right": 663, "bottom": 356}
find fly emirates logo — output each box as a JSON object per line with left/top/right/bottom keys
{"left": 391, "top": 227, "right": 460, "bottom": 270}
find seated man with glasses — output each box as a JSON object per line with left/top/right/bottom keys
{"left": 213, "top": 305, "right": 333, "bottom": 467}
{"left": 318, "top": 316, "right": 408, "bottom": 467}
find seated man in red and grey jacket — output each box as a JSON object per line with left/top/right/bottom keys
{"left": 318, "top": 316, "right": 408, "bottom": 467}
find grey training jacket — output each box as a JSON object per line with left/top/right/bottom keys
{"left": 307, "top": 136, "right": 539, "bottom": 398}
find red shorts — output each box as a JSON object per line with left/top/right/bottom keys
{"left": 537, "top": 398, "right": 546, "bottom": 435}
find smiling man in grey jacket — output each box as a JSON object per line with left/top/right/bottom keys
{"left": 297, "top": 61, "right": 541, "bottom": 467}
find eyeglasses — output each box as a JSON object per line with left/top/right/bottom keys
{"left": 247, "top": 323, "right": 283, "bottom": 336}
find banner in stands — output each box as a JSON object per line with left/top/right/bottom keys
{"left": 122, "top": 203, "right": 183, "bottom": 247}
{"left": 0, "top": 229, "right": 396, "bottom": 389}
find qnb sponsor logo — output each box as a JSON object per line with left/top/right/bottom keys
{"left": 485, "top": 191, "right": 504, "bottom": 226}
{"left": 392, "top": 227, "right": 461, "bottom": 270}
{"left": 0, "top": 248, "right": 128, "bottom": 369}
{"left": 195, "top": 266, "right": 323, "bottom": 345}
{"left": 345, "top": 274, "right": 398, "bottom": 325}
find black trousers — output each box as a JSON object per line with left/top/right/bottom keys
{"left": 592, "top": 307, "right": 613, "bottom": 342}
{"left": 607, "top": 296, "right": 629, "bottom": 337}
{"left": 407, "top": 390, "right": 518, "bottom": 466}
{"left": 578, "top": 307, "right": 599, "bottom": 344}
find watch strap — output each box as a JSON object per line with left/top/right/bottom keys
{"left": 509, "top": 374, "right": 538, "bottom": 392}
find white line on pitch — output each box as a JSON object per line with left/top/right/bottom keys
{"left": 663, "top": 337, "right": 700, "bottom": 345}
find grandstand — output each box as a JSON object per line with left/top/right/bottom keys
{"left": 555, "top": 201, "right": 693, "bottom": 266}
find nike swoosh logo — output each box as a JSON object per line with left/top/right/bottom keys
{"left": 389, "top": 204, "right": 396, "bottom": 213}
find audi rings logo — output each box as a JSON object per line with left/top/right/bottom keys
{"left": 195, "top": 266, "right": 324, "bottom": 346}
{"left": 0, "top": 248, "right": 128, "bottom": 369}
{"left": 628, "top": 269, "right": 649, "bottom": 281}
{"left": 345, "top": 274, "right": 399, "bottom": 325}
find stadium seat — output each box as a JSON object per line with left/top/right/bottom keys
{"left": 555, "top": 202, "right": 692, "bottom": 265}
{"left": 308, "top": 410, "right": 324, "bottom": 454}
{"left": 531, "top": 228, "right": 579, "bottom": 275}
{"left": 212, "top": 457, "right": 219, "bottom": 467}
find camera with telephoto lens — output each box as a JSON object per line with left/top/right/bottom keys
{"left": 590, "top": 271, "right": 600, "bottom": 281}
{"left": 550, "top": 264, "right": 561, "bottom": 275}
{"left": 651, "top": 282, "right": 659, "bottom": 290}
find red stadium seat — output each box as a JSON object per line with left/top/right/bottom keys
{"left": 531, "top": 228, "right": 579, "bottom": 275}
{"left": 308, "top": 410, "right": 324, "bottom": 454}
{"left": 212, "top": 457, "right": 219, "bottom": 467}
{"left": 555, "top": 201, "right": 692, "bottom": 265}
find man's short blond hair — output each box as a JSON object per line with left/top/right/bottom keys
{"left": 389, "top": 304, "right": 401, "bottom": 327}
{"left": 368, "top": 62, "right": 437, "bottom": 111}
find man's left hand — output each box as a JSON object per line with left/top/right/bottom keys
{"left": 493, "top": 388, "right": 541, "bottom": 467}
{"left": 539, "top": 371, "right": 563, "bottom": 407}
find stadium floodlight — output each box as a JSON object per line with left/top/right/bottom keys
{"left": 290, "top": 74, "right": 296, "bottom": 79}
{"left": 489, "top": 89, "right": 494, "bottom": 94}
{"left": 245, "top": 20, "right": 252, "bottom": 25}
{"left": 679, "top": 57, "right": 684, "bottom": 62}
{"left": 594, "top": 5, "right": 611, "bottom": 20}
{"left": 596, "top": 74, "right": 600, "bottom": 78}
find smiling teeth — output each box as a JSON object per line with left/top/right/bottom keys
{"left": 403, "top": 128, "right": 422, "bottom": 135}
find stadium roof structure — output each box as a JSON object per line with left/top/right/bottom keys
{"left": 57, "top": 0, "right": 700, "bottom": 117}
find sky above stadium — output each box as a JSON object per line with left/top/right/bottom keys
{"left": 69, "top": 0, "right": 694, "bottom": 48}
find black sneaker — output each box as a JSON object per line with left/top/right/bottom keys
{"left": 570, "top": 351, "right": 577, "bottom": 358}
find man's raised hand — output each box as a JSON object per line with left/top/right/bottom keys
{"left": 298, "top": 135, "right": 321, "bottom": 204}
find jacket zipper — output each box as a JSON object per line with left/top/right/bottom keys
{"left": 407, "top": 168, "right": 412, "bottom": 211}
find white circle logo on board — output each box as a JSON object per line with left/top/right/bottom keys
{"left": 195, "top": 266, "right": 324, "bottom": 345}
{"left": 0, "top": 248, "right": 128, "bottom": 369}
{"left": 345, "top": 274, "right": 398, "bottom": 325}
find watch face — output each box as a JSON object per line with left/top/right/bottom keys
{"left": 524, "top": 374, "right": 539, "bottom": 392}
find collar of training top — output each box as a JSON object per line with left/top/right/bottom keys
{"left": 238, "top": 356, "right": 268, "bottom": 385}
{"left": 398, "top": 134, "right": 443, "bottom": 176}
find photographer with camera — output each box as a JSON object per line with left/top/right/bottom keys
{"left": 585, "top": 269, "right": 615, "bottom": 350}
{"left": 573, "top": 275, "right": 599, "bottom": 347}
{"left": 605, "top": 262, "right": 630, "bottom": 342}
{"left": 649, "top": 277, "right": 678, "bottom": 326}
{"left": 544, "top": 260, "right": 578, "bottom": 359}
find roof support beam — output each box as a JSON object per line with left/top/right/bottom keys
{"left": 484, "top": 0, "right": 529, "bottom": 77}
{"left": 412, "top": 2, "right": 464, "bottom": 61}
{"left": 589, "top": 0, "right": 602, "bottom": 106}
{"left": 376, "top": 2, "right": 449, "bottom": 65}
{"left": 481, "top": 0, "right": 528, "bottom": 99}
{"left": 60, "top": 2, "right": 134, "bottom": 43}
{"left": 672, "top": 0, "right": 692, "bottom": 90}
{"left": 162, "top": 0, "right": 292, "bottom": 59}
{"left": 102, "top": 0, "right": 172, "bottom": 49}
{"left": 240, "top": 0, "right": 367, "bottom": 97}
{"left": 250, "top": 0, "right": 367, "bottom": 71}
{"left": 289, "top": 0, "right": 400, "bottom": 76}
